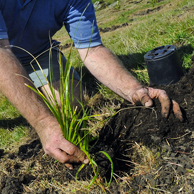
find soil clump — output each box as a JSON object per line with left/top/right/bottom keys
{"left": 1, "top": 56, "right": 194, "bottom": 193}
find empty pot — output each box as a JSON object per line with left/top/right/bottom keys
{"left": 144, "top": 45, "right": 184, "bottom": 86}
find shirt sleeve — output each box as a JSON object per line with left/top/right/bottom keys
{"left": 0, "top": 11, "right": 8, "bottom": 39}
{"left": 64, "top": 0, "right": 102, "bottom": 49}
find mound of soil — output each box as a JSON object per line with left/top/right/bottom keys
{"left": 1, "top": 57, "right": 194, "bottom": 193}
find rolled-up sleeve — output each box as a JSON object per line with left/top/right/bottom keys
{"left": 0, "top": 11, "right": 8, "bottom": 39}
{"left": 64, "top": 0, "right": 102, "bottom": 49}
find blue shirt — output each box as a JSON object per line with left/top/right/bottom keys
{"left": 0, "top": 0, "right": 102, "bottom": 63}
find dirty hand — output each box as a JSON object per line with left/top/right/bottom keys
{"left": 130, "top": 87, "right": 183, "bottom": 122}
{"left": 39, "top": 123, "right": 89, "bottom": 169}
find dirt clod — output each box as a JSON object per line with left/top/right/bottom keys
{"left": 1, "top": 61, "right": 194, "bottom": 193}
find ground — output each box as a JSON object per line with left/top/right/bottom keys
{"left": 1, "top": 55, "right": 194, "bottom": 193}
{"left": 1, "top": 1, "right": 194, "bottom": 193}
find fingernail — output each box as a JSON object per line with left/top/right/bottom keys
{"left": 83, "top": 158, "right": 89, "bottom": 164}
{"left": 145, "top": 100, "right": 152, "bottom": 107}
{"left": 175, "top": 113, "right": 183, "bottom": 122}
{"left": 69, "top": 166, "right": 73, "bottom": 170}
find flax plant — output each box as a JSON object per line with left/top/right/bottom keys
{"left": 15, "top": 44, "right": 113, "bottom": 189}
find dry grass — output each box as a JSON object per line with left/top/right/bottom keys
{"left": 84, "top": 93, "right": 121, "bottom": 136}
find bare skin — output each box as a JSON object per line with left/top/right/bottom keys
{"left": 0, "top": 39, "right": 183, "bottom": 168}
{"left": 78, "top": 45, "right": 183, "bottom": 121}
{"left": 0, "top": 39, "right": 89, "bottom": 169}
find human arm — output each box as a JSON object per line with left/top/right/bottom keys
{"left": 0, "top": 39, "right": 89, "bottom": 168}
{"left": 78, "top": 44, "right": 183, "bottom": 121}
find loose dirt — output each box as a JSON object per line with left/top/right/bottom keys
{"left": 1, "top": 0, "right": 194, "bottom": 193}
{"left": 1, "top": 54, "right": 194, "bottom": 193}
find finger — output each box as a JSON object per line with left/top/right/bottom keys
{"left": 132, "top": 88, "right": 153, "bottom": 107}
{"left": 158, "top": 96, "right": 171, "bottom": 118}
{"left": 49, "top": 148, "right": 81, "bottom": 164}
{"left": 65, "top": 163, "right": 73, "bottom": 170}
{"left": 141, "top": 94, "right": 153, "bottom": 107}
{"left": 60, "top": 140, "right": 89, "bottom": 164}
{"left": 172, "top": 100, "right": 183, "bottom": 122}
{"left": 148, "top": 88, "right": 170, "bottom": 118}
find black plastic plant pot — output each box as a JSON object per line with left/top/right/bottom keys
{"left": 144, "top": 45, "right": 184, "bottom": 86}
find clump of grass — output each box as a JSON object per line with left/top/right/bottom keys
{"left": 129, "top": 142, "right": 158, "bottom": 176}
{"left": 84, "top": 93, "right": 121, "bottom": 137}
{"left": 19, "top": 44, "right": 114, "bottom": 189}
{"left": 117, "top": 142, "right": 158, "bottom": 181}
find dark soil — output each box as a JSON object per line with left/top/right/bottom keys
{"left": 1, "top": 1, "right": 194, "bottom": 193}
{"left": 1, "top": 54, "right": 194, "bottom": 193}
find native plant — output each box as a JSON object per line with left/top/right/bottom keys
{"left": 17, "top": 44, "right": 114, "bottom": 189}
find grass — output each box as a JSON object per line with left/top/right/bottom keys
{"left": 0, "top": 93, "right": 20, "bottom": 119}
{"left": 23, "top": 45, "right": 114, "bottom": 189}
{"left": 0, "top": 0, "right": 194, "bottom": 193}
{"left": 92, "top": 0, "right": 116, "bottom": 5}
{"left": 0, "top": 92, "right": 29, "bottom": 149}
{"left": 57, "top": 0, "right": 194, "bottom": 85}
{"left": 0, "top": 126, "right": 28, "bottom": 147}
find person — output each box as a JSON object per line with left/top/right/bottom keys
{"left": 0, "top": 0, "right": 183, "bottom": 169}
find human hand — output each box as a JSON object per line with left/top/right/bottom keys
{"left": 38, "top": 123, "right": 89, "bottom": 169}
{"left": 130, "top": 87, "right": 183, "bottom": 122}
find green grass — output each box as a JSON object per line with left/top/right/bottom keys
{"left": 0, "top": 95, "right": 20, "bottom": 119}
{"left": 0, "top": 93, "right": 29, "bottom": 148}
{"left": 98, "top": 0, "right": 194, "bottom": 83}
{"left": 24, "top": 46, "right": 114, "bottom": 188}
{"left": 0, "top": 126, "right": 27, "bottom": 147}
{"left": 56, "top": 0, "right": 194, "bottom": 85}
{"left": 92, "top": 0, "right": 116, "bottom": 5}
{"left": 93, "top": 0, "right": 171, "bottom": 28}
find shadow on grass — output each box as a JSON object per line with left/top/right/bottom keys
{"left": 76, "top": 44, "right": 193, "bottom": 97}
{"left": 76, "top": 44, "right": 193, "bottom": 93}
{"left": 176, "top": 44, "right": 194, "bottom": 70}
{"left": 177, "top": 44, "right": 194, "bottom": 57}
{"left": 0, "top": 116, "right": 29, "bottom": 130}
{"left": 119, "top": 44, "right": 194, "bottom": 70}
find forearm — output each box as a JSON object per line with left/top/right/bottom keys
{"left": 0, "top": 48, "right": 57, "bottom": 136}
{"left": 78, "top": 45, "right": 142, "bottom": 102}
